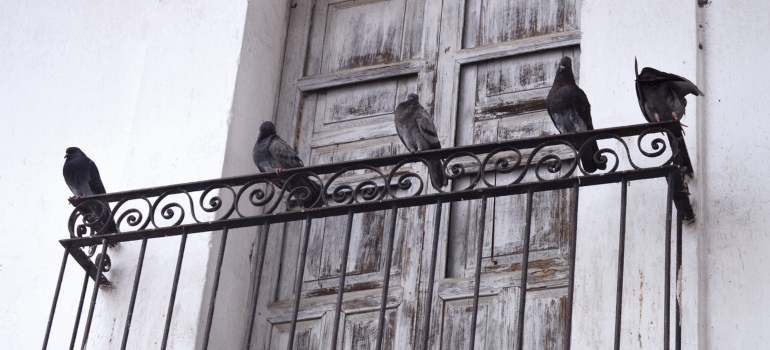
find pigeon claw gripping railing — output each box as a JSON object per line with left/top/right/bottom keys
{"left": 46, "top": 121, "right": 693, "bottom": 350}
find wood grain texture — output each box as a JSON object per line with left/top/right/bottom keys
{"left": 250, "top": 0, "right": 581, "bottom": 348}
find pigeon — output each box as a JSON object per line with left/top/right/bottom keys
{"left": 546, "top": 56, "right": 606, "bottom": 173}
{"left": 394, "top": 93, "right": 448, "bottom": 190}
{"left": 63, "top": 147, "right": 118, "bottom": 234}
{"left": 635, "top": 58, "right": 704, "bottom": 129}
{"left": 253, "top": 121, "right": 321, "bottom": 208}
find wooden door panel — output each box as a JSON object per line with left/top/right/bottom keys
{"left": 269, "top": 317, "right": 326, "bottom": 350}
{"left": 321, "top": 0, "right": 406, "bottom": 72}
{"left": 307, "top": 77, "right": 417, "bottom": 147}
{"left": 462, "top": 0, "right": 580, "bottom": 49}
{"left": 474, "top": 47, "right": 579, "bottom": 117}
{"left": 436, "top": 0, "right": 581, "bottom": 346}
{"left": 307, "top": 0, "right": 427, "bottom": 75}
{"left": 436, "top": 282, "right": 567, "bottom": 350}
{"left": 449, "top": 46, "right": 579, "bottom": 278}
{"left": 254, "top": 0, "right": 581, "bottom": 347}
{"left": 341, "top": 309, "right": 398, "bottom": 349}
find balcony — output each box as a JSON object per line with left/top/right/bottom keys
{"left": 44, "top": 121, "right": 692, "bottom": 350}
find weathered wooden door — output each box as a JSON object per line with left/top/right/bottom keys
{"left": 251, "top": 0, "right": 582, "bottom": 349}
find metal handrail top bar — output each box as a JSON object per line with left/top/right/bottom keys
{"left": 68, "top": 121, "right": 685, "bottom": 205}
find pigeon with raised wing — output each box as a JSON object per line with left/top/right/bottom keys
{"left": 635, "top": 58, "right": 704, "bottom": 129}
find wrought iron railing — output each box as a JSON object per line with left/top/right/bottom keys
{"left": 43, "top": 121, "right": 692, "bottom": 350}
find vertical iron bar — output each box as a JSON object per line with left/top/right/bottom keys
{"left": 420, "top": 199, "right": 443, "bottom": 350}
{"left": 120, "top": 237, "right": 148, "bottom": 350}
{"left": 515, "top": 189, "right": 534, "bottom": 350}
{"left": 202, "top": 227, "right": 230, "bottom": 350}
{"left": 664, "top": 171, "right": 674, "bottom": 350}
{"left": 469, "top": 196, "right": 488, "bottom": 350}
{"left": 675, "top": 202, "right": 683, "bottom": 350}
{"left": 330, "top": 211, "right": 355, "bottom": 350}
{"left": 43, "top": 249, "right": 70, "bottom": 350}
{"left": 375, "top": 206, "right": 398, "bottom": 350}
{"left": 69, "top": 272, "right": 89, "bottom": 350}
{"left": 564, "top": 182, "right": 580, "bottom": 350}
{"left": 244, "top": 223, "right": 271, "bottom": 350}
{"left": 161, "top": 229, "right": 188, "bottom": 350}
{"left": 80, "top": 239, "right": 109, "bottom": 350}
{"left": 288, "top": 216, "right": 313, "bottom": 350}
{"left": 614, "top": 178, "right": 629, "bottom": 350}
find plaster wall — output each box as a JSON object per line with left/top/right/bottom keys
{"left": 0, "top": 1, "right": 287, "bottom": 348}
{"left": 579, "top": 0, "right": 770, "bottom": 348}
{"left": 698, "top": 1, "right": 770, "bottom": 348}
{"left": 577, "top": 0, "right": 700, "bottom": 348}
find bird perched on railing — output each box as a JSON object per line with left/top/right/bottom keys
{"left": 635, "top": 58, "right": 704, "bottom": 133}
{"left": 253, "top": 121, "right": 321, "bottom": 208}
{"left": 546, "top": 56, "right": 607, "bottom": 173}
{"left": 63, "top": 147, "right": 118, "bottom": 234}
{"left": 394, "top": 93, "right": 448, "bottom": 190}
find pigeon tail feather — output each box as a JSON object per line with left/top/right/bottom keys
{"left": 428, "top": 159, "right": 447, "bottom": 190}
{"left": 580, "top": 140, "right": 606, "bottom": 173}
{"left": 284, "top": 176, "right": 323, "bottom": 208}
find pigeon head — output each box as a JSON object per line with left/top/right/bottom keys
{"left": 554, "top": 56, "right": 575, "bottom": 83}
{"left": 65, "top": 147, "right": 84, "bottom": 159}
{"left": 406, "top": 93, "right": 419, "bottom": 103}
{"left": 258, "top": 121, "right": 277, "bottom": 143}
{"left": 259, "top": 121, "right": 277, "bottom": 135}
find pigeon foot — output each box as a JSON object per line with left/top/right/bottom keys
{"left": 654, "top": 113, "right": 661, "bottom": 123}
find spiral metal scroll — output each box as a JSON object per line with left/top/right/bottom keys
{"left": 67, "top": 129, "right": 683, "bottom": 249}
{"left": 324, "top": 165, "right": 386, "bottom": 206}
{"left": 386, "top": 157, "right": 429, "bottom": 198}
{"left": 68, "top": 199, "right": 116, "bottom": 257}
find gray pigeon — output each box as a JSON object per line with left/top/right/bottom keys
{"left": 253, "top": 121, "right": 321, "bottom": 208}
{"left": 63, "top": 147, "right": 118, "bottom": 234}
{"left": 394, "top": 93, "right": 448, "bottom": 190}
{"left": 635, "top": 58, "right": 704, "bottom": 128}
{"left": 546, "top": 56, "right": 606, "bottom": 173}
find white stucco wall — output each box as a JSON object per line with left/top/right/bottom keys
{"left": 0, "top": 1, "right": 287, "bottom": 349}
{"left": 576, "top": 0, "right": 700, "bottom": 347}
{"left": 699, "top": 1, "right": 770, "bottom": 348}
{"left": 578, "top": 0, "right": 770, "bottom": 349}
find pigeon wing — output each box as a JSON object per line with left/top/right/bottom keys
{"left": 415, "top": 110, "right": 441, "bottom": 148}
{"left": 269, "top": 137, "right": 305, "bottom": 169}
{"left": 635, "top": 59, "right": 655, "bottom": 123}
{"left": 574, "top": 87, "right": 594, "bottom": 130}
{"left": 88, "top": 160, "right": 107, "bottom": 195}
{"left": 393, "top": 105, "right": 410, "bottom": 151}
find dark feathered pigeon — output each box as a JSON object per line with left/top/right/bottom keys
{"left": 546, "top": 56, "right": 606, "bottom": 173}
{"left": 63, "top": 147, "right": 118, "bottom": 234}
{"left": 253, "top": 121, "right": 321, "bottom": 208}
{"left": 394, "top": 93, "right": 448, "bottom": 190}
{"left": 635, "top": 58, "right": 704, "bottom": 129}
